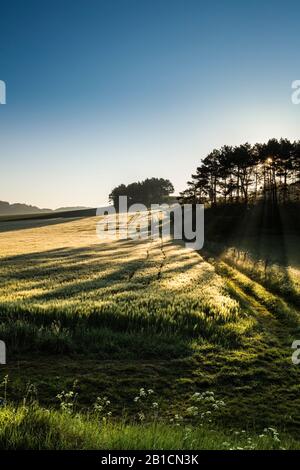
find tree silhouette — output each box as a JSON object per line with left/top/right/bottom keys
{"left": 109, "top": 178, "right": 174, "bottom": 209}
{"left": 180, "top": 139, "right": 300, "bottom": 206}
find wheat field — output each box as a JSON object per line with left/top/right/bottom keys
{"left": 0, "top": 215, "right": 300, "bottom": 448}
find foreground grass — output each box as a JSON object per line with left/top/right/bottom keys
{"left": 0, "top": 404, "right": 298, "bottom": 450}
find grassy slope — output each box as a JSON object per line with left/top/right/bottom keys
{"left": 0, "top": 215, "right": 300, "bottom": 448}
{"left": 0, "top": 405, "right": 296, "bottom": 450}
{"left": 203, "top": 201, "right": 300, "bottom": 306}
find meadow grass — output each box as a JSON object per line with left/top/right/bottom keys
{"left": 0, "top": 386, "right": 298, "bottom": 450}
{"left": 206, "top": 242, "right": 300, "bottom": 308}
{"left": 0, "top": 217, "right": 242, "bottom": 353}
{"left": 1, "top": 404, "right": 298, "bottom": 450}
{"left": 0, "top": 216, "right": 300, "bottom": 448}
{"left": 214, "top": 261, "right": 298, "bottom": 325}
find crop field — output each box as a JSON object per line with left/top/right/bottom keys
{"left": 0, "top": 214, "right": 300, "bottom": 449}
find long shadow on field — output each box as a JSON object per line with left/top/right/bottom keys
{"left": 0, "top": 240, "right": 240, "bottom": 349}
{"left": 0, "top": 245, "right": 156, "bottom": 286}
{"left": 1, "top": 245, "right": 200, "bottom": 302}
{"left": 203, "top": 202, "right": 300, "bottom": 307}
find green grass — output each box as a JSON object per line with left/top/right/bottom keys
{"left": 215, "top": 244, "right": 300, "bottom": 308}
{"left": 0, "top": 320, "right": 194, "bottom": 358}
{"left": 0, "top": 216, "right": 242, "bottom": 353}
{"left": 214, "top": 260, "right": 298, "bottom": 325}
{"left": 0, "top": 403, "right": 298, "bottom": 450}
{"left": 203, "top": 227, "right": 300, "bottom": 309}
{"left": 0, "top": 215, "right": 300, "bottom": 448}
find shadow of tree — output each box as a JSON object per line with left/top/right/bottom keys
{"left": 201, "top": 201, "right": 300, "bottom": 307}
{"left": 0, "top": 238, "right": 242, "bottom": 351}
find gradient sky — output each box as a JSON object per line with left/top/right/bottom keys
{"left": 1, "top": 0, "right": 300, "bottom": 208}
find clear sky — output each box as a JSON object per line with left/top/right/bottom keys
{"left": 0, "top": 0, "right": 300, "bottom": 208}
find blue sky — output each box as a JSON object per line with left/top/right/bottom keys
{"left": 0, "top": 0, "right": 300, "bottom": 208}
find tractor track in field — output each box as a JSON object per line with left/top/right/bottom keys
{"left": 125, "top": 239, "right": 166, "bottom": 283}
{"left": 119, "top": 211, "right": 168, "bottom": 283}
{"left": 157, "top": 241, "right": 166, "bottom": 280}
{"left": 124, "top": 211, "right": 168, "bottom": 283}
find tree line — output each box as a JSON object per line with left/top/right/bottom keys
{"left": 109, "top": 177, "right": 174, "bottom": 209}
{"left": 180, "top": 139, "right": 300, "bottom": 205}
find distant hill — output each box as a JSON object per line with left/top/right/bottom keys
{"left": 0, "top": 200, "right": 90, "bottom": 215}
{"left": 54, "top": 206, "right": 91, "bottom": 212}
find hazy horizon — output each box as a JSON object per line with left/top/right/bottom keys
{"left": 1, "top": 0, "right": 300, "bottom": 209}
